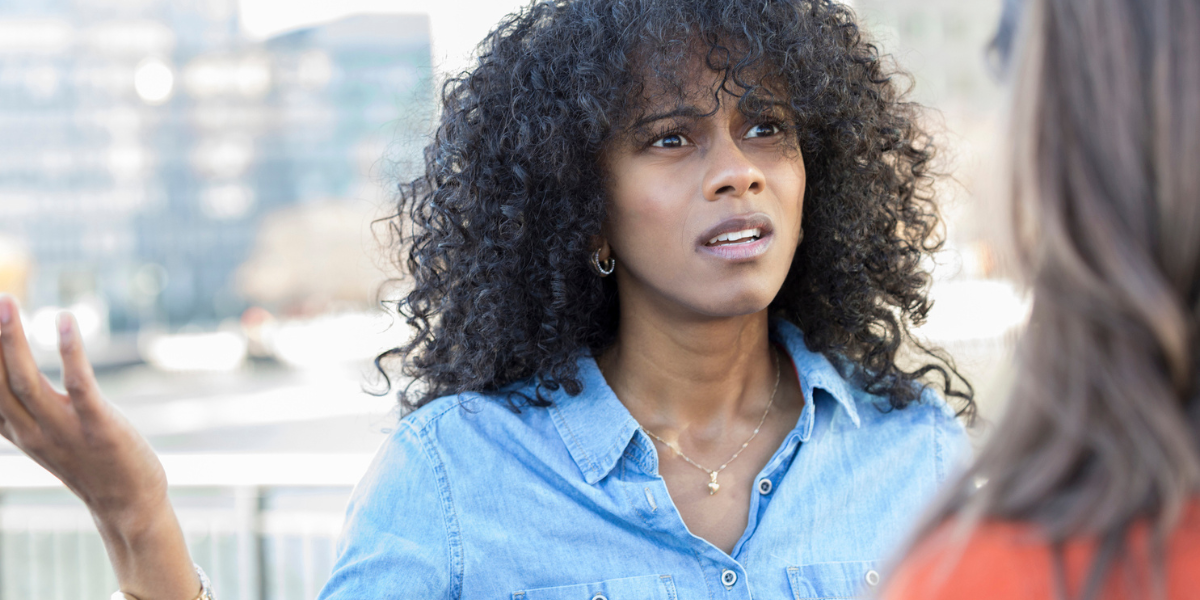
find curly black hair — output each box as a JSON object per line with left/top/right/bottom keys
{"left": 375, "top": 0, "right": 975, "bottom": 418}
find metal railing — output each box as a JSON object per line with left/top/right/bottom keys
{"left": 0, "top": 454, "right": 373, "bottom": 600}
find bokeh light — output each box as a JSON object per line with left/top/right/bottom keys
{"left": 133, "top": 57, "right": 174, "bottom": 104}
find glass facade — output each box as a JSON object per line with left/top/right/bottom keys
{"left": 0, "top": 1, "right": 432, "bottom": 335}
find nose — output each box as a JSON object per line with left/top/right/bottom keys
{"left": 703, "top": 137, "right": 765, "bottom": 201}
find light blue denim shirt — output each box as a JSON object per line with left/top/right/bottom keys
{"left": 320, "top": 320, "right": 969, "bottom": 599}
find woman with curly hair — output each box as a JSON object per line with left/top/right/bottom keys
{"left": 0, "top": 0, "right": 973, "bottom": 598}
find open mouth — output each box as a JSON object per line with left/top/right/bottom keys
{"left": 705, "top": 228, "right": 763, "bottom": 247}
{"left": 697, "top": 214, "right": 774, "bottom": 260}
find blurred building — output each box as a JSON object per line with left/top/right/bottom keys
{"left": 854, "top": 0, "right": 1004, "bottom": 115}
{"left": 0, "top": 0, "right": 431, "bottom": 337}
{"left": 854, "top": 0, "right": 1027, "bottom": 422}
{"left": 853, "top": 0, "right": 1006, "bottom": 273}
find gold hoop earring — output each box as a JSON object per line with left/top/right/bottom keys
{"left": 590, "top": 248, "right": 615, "bottom": 277}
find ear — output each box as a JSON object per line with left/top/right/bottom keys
{"left": 589, "top": 235, "right": 613, "bottom": 261}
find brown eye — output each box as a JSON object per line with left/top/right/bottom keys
{"left": 745, "top": 123, "right": 781, "bottom": 139}
{"left": 651, "top": 133, "right": 691, "bottom": 148}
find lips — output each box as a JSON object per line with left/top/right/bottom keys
{"left": 698, "top": 214, "right": 774, "bottom": 247}
{"left": 697, "top": 214, "right": 775, "bottom": 261}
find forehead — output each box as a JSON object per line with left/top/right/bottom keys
{"left": 627, "top": 47, "right": 788, "bottom": 121}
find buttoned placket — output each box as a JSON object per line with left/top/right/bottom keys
{"left": 617, "top": 432, "right": 744, "bottom": 598}
{"left": 620, "top": 426, "right": 805, "bottom": 599}
{"left": 730, "top": 432, "right": 803, "bottom": 558}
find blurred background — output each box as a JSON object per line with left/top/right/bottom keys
{"left": 0, "top": 0, "right": 1025, "bottom": 597}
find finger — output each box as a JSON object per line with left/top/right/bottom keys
{"left": 57, "top": 312, "right": 103, "bottom": 417}
{"left": 0, "top": 373, "right": 36, "bottom": 435}
{"left": 0, "top": 298, "right": 37, "bottom": 431}
{"left": 0, "top": 294, "right": 64, "bottom": 424}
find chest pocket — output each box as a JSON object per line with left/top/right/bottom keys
{"left": 512, "top": 574, "right": 677, "bottom": 600}
{"left": 787, "top": 561, "right": 882, "bottom": 599}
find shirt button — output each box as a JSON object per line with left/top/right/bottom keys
{"left": 865, "top": 569, "right": 881, "bottom": 587}
{"left": 591, "top": 594, "right": 608, "bottom": 600}
{"left": 757, "top": 478, "right": 773, "bottom": 495}
{"left": 721, "top": 569, "right": 738, "bottom": 587}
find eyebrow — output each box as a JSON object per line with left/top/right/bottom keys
{"left": 631, "top": 106, "right": 709, "bottom": 128}
{"left": 632, "top": 97, "right": 790, "bottom": 129}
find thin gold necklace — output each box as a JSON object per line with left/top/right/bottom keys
{"left": 641, "top": 350, "right": 781, "bottom": 496}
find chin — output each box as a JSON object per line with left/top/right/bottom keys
{"left": 692, "top": 289, "right": 776, "bottom": 319}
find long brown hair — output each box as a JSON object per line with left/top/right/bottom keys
{"left": 915, "top": 0, "right": 1200, "bottom": 596}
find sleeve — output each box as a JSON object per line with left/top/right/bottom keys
{"left": 318, "top": 421, "right": 460, "bottom": 600}
{"left": 925, "top": 387, "right": 973, "bottom": 485}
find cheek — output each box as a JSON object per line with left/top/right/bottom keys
{"left": 607, "top": 167, "right": 694, "bottom": 255}
{"left": 768, "top": 160, "right": 807, "bottom": 237}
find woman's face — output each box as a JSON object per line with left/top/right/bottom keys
{"left": 602, "top": 70, "right": 806, "bottom": 319}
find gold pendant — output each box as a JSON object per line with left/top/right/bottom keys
{"left": 707, "top": 472, "right": 720, "bottom": 495}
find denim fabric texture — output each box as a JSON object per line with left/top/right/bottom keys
{"left": 319, "top": 320, "right": 970, "bottom": 600}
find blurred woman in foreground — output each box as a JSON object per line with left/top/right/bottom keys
{"left": 884, "top": 0, "right": 1200, "bottom": 598}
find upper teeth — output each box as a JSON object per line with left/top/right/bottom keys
{"left": 709, "top": 228, "right": 762, "bottom": 245}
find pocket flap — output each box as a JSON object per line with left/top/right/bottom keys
{"left": 787, "top": 560, "right": 882, "bottom": 599}
{"left": 513, "top": 574, "right": 677, "bottom": 600}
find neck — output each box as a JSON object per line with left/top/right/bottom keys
{"left": 597, "top": 306, "right": 777, "bottom": 439}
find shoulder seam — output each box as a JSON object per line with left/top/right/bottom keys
{"left": 403, "top": 394, "right": 476, "bottom": 435}
{"left": 414, "top": 420, "right": 465, "bottom": 600}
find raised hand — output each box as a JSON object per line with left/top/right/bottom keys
{"left": 0, "top": 294, "right": 201, "bottom": 600}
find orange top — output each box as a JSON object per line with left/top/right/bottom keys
{"left": 884, "top": 503, "right": 1200, "bottom": 600}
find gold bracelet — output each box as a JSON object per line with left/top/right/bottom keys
{"left": 110, "top": 563, "right": 213, "bottom": 600}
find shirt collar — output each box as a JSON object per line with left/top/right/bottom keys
{"left": 548, "top": 356, "right": 642, "bottom": 485}
{"left": 548, "top": 318, "right": 862, "bottom": 485}
{"left": 770, "top": 319, "right": 861, "bottom": 441}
